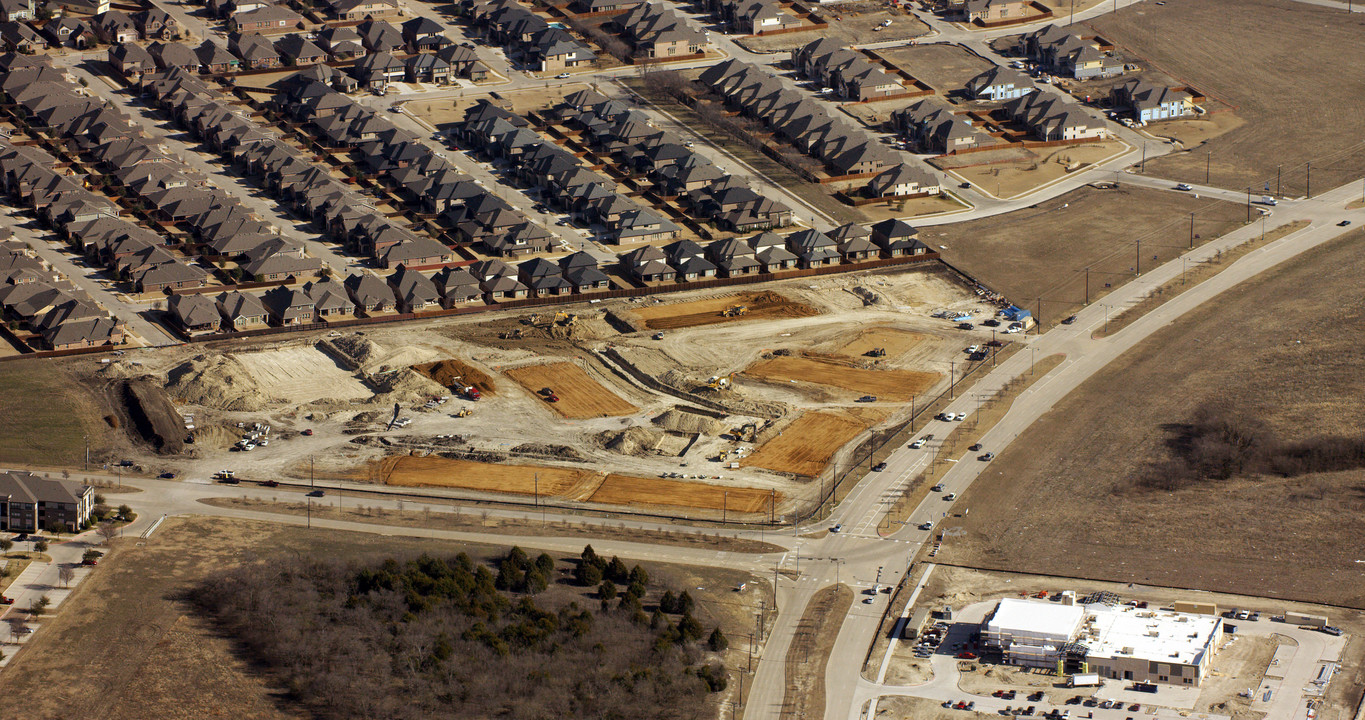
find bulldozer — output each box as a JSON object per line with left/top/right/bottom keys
{"left": 453, "top": 408, "right": 473, "bottom": 418}
{"left": 521, "top": 313, "right": 540, "bottom": 326}
{"left": 865, "top": 348, "right": 886, "bottom": 358}
{"left": 721, "top": 304, "right": 749, "bottom": 317}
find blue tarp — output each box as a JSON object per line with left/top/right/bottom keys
{"left": 1000, "top": 306, "right": 1032, "bottom": 321}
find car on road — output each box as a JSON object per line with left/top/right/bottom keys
{"left": 555, "top": 72, "right": 571, "bottom": 78}
{"left": 910, "top": 439, "right": 926, "bottom": 449}
{"left": 1175, "top": 183, "right": 1193, "bottom": 191}
{"left": 1339, "top": 220, "right": 1352, "bottom": 226}
{"left": 931, "top": 483, "right": 944, "bottom": 492}
{"left": 388, "top": 105, "right": 403, "bottom": 113}
{"left": 830, "top": 523, "right": 843, "bottom": 532}
{"left": 952, "top": 412, "right": 966, "bottom": 421}
{"left": 260, "top": 480, "right": 279, "bottom": 488}
{"left": 1323, "top": 625, "right": 1344, "bottom": 636}
{"left": 968, "top": 443, "right": 982, "bottom": 451}
{"left": 956, "top": 651, "right": 977, "bottom": 659}
{"left": 308, "top": 489, "right": 326, "bottom": 497}
{"left": 302, "top": 429, "right": 314, "bottom": 436}
{"left": 856, "top": 395, "right": 877, "bottom": 402}
{"left": 943, "top": 493, "right": 957, "bottom": 501}
{"left": 219, "top": 477, "right": 240, "bottom": 484}
{"left": 862, "top": 597, "right": 875, "bottom": 604}
{"left": 918, "top": 521, "right": 933, "bottom": 530}
{"left": 965, "top": 344, "right": 979, "bottom": 354}
{"left": 1062, "top": 315, "right": 1077, "bottom": 324}
{"left": 979, "top": 452, "right": 995, "bottom": 461}
{"left": 0, "top": 595, "right": 13, "bottom": 605}
{"left": 872, "top": 462, "right": 887, "bottom": 472}
{"left": 159, "top": 472, "right": 175, "bottom": 479}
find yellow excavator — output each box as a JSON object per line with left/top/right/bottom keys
{"left": 721, "top": 305, "right": 749, "bottom": 317}
{"left": 707, "top": 373, "right": 735, "bottom": 390}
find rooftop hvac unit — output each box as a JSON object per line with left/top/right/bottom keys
{"left": 1121, "top": 646, "right": 1135, "bottom": 655}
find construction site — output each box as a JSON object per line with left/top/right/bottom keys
{"left": 86, "top": 265, "right": 996, "bottom": 521}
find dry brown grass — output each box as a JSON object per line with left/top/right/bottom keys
{"left": 937, "top": 228, "right": 1365, "bottom": 608}
{"left": 1086, "top": 0, "right": 1365, "bottom": 190}
{"left": 744, "top": 355, "right": 939, "bottom": 400}
{"left": 630, "top": 291, "right": 820, "bottom": 330}
{"left": 588, "top": 474, "right": 777, "bottom": 514}
{"left": 503, "top": 362, "right": 637, "bottom": 419}
{"left": 923, "top": 185, "right": 1245, "bottom": 326}
{"left": 741, "top": 412, "right": 867, "bottom": 477}
{"left": 781, "top": 584, "right": 853, "bottom": 720}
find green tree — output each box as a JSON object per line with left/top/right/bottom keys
{"left": 708, "top": 627, "right": 729, "bottom": 652}
{"left": 534, "top": 552, "right": 554, "bottom": 575}
{"left": 626, "top": 579, "right": 647, "bottom": 599}
{"left": 658, "top": 589, "right": 677, "bottom": 614}
{"left": 0, "top": 538, "right": 11, "bottom": 554}
{"left": 628, "top": 564, "right": 649, "bottom": 587}
{"left": 677, "top": 612, "right": 704, "bottom": 643}
{"left": 598, "top": 579, "right": 617, "bottom": 601}
{"left": 505, "top": 546, "right": 529, "bottom": 570}
{"left": 34, "top": 539, "right": 48, "bottom": 553}
{"left": 522, "top": 567, "right": 548, "bottom": 595}
{"left": 574, "top": 561, "right": 602, "bottom": 587}
{"left": 677, "top": 590, "right": 695, "bottom": 615}
{"left": 30, "top": 594, "right": 50, "bottom": 616}
{"left": 650, "top": 608, "right": 667, "bottom": 629}
{"left": 606, "top": 556, "right": 629, "bottom": 584}
{"left": 117, "top": 504, "right": 133, "bottom": 519}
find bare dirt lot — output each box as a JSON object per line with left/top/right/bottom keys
{"left": 936, "top": 229, "right": 1365, "bottom": 609}
{"left": 877, "top": 42, "right": 995, "bottom": 95}
{"left": 922, "top": 185, "right": 1246, "bottom": 322}
{"left": 833, "top": 326, "right": 928, "bottom": 360}
{"left": 1084, "top": 0, "right": 1365, "bottom": 191}
{"left": 744, "top": 355, "right": 938, "bottom": 400}
{"left": 411, "top": 358, "right": 498, "bottom": 395}
{"left": 588, "top": 474, "right": 777, "bottom": 513}
{"left": 381, "top": 455, "right": 603, "bottom": 497}
{"left": 503, "top": 362, "right": 638, "bottom": 418}
{"left": 629, "top": 290, "right": 821, "bottom": 330}
{"left": 741, "top": 411, "right": 868, "bottom": 477}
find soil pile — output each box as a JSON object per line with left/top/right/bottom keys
{"left": 331, "top": 334, "right": 385, "bottom": 367}
{"left": 411, "top": 359, "right": 497, "bottom": 395}
{"left": 167, "top": 354, "right": 266, "bottom": 411}
{"left": 371, "top": 368, "right": 447, "bottom": 399}
{"left": 652, "top": 408, "right": 723, "bottom": 435}
{"left": 123, "top": 377, "right": 186, "bottom": 454}
{"left": 602, "top": 426, "right": 666, "bottom": 455}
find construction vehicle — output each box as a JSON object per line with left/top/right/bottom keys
{"left": 865, "top": 348, "right": 886, "bottom": 358}
{"left": 522, "top": 313, "right": 540, "bottom": 326}
{"left": 552, "top": 311, "right": 577, "bottom": 326}
{"left": 538, "top": 387, "right": 560, "bottom": 403}
{"left": 453, "top": 408, "right": 473, "bottom": 418}
{"left": 706, "top": 373, "right": 735, "bottom": 390}
{"left": 721, "top": 304, "right": 749, "bottom": 317}
{"left": 451, "top": 376, "right": 481, "bottom": 401}
{"left": 500, "top": 328, "right": 524, "bottom": 340}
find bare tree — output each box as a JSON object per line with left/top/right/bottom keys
{"left": 9, "top": 619, "right": 29, "bottom": 644}
{"left": 97, "top": 521, "right": 119, "bottom": 545}
{"left": 58, "top": 564, "right": 74, "bottom": 588}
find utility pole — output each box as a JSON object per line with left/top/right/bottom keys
{"left": 723, "top": 490, "right": 729, "bottom": 525}
{"left": 949, "top": 360, "right": 955, "bottom": 399}
{"left": 1035, "top": 296, "right": 1042, "bottom": 327}
{"left": 1140, "top": 142, "right": 1147, "bottom": 173}
{"left": 310, "top": 455, "right": 314, "bottom": 488}
{"left": 307, "top": 498, "right": 312, "bottom": 529}
{"left": 83, "top": 434, "right": 88, "bottom": 472}
{"left": 1246, "top": 187, "right": 1252, "bottom": 223}
{"left": 1205, "top": 151, "right": 1210, "bottom": 184}
{"left": 1277, "top": 165, "right": 1281, "bottom": 197}
{"left": 1188, "top": 212, "right": 1195, "bottom": 249}
{"left": 1306, "top": 161, "right": 1312, "bottom": 198}
{"left": 1084, "top": 267, "right": 1090, "bottom": 304}
{"left": 1135, "top": 239, "right": 1140, "bottom": 275}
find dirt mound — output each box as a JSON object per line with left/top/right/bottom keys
{"left": 331, "top": 334, "right": 385, "bottom": 366}
{"left": 123, "top": 377, "right": 185, "bottom": 454}
{"left": 166, "top": 354, "right": 267, "bottom": 411}
{"left": 372, "top": 368, "right": 448, "bottom": 400}
{"left": 652, "top": 408, "right": 723, "bottom": 435}
{"left": 512, "top": 443, "right": 585, "bottom": 461}
{"left": 411, "top": 359, "right": 497, "bottom": 395}
{"left": 602, "top": 426, "right": 666, "bottom": 455}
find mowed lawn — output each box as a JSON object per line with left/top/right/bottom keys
{"left": 937, "top": 229, "right": 1365, "bottom": 609}
{"left": 0, "top": 360, "right": 108, "bottom": 466}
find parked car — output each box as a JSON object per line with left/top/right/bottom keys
{"left": 0, "top": 595, "right": 13, "bottom": 605}
{"left": 307, "top": 489, "right": 325, "bottom": 497}
{"left": 982, "top": 319, "right": 1000, "bottom": 327}
{"left": 830, "top": 523, "right": 843, "bottom": 533}
{"left": 158, "top": 472, "right": 175, "bottom": 479}
{"left": 555, "top": 72, "right": 571, "bottom": 78}
{"left": 1323, "top": 625, "right": 1344, "bottom": 636}
{"left": 965, "top": 344, "right": 979, "bottom": 353}
{"left": 857, "top": 395, "right": 877, "bottom": 402}
{"left": 302, "top": 429, "right": 314, "bottom": 436}
{"left": 219, "top": 477, "right": 240, "bottom": 484}
{"left": 260, "top": 480, "right": 279, "bottom": 488}
{"left": 862, "top": 597, "right": 875, "bottom": 604}
{"left": 957, "top": 322, "right": 974, "bottom": 330}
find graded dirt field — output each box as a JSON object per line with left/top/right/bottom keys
{"left": 738, "top": 5, "right": 928, "bottom": 53}
{"left": 631, "top": 291, "right": 821, "bottom": 331}
{"left": 411, "top": 358, "right": 497, "bottom": 395}
{"left": 234, "top": 345, "right": 371, "bottom": 403}
{"left": 833, "top": 327, "right": 927, "bottom": 360}
{"left": 925, "top": 185, "right": 1246, "bottom": 323}
{"left": 937, "top": 229, "right": 1365, "bottom": 609}
{"left": 877, "top": 42, "right": 994, "bottom": 95}
{"left": 0, "top": 358, "right": 111, "bottom": 467}
{"left": 1085, "top": 0, "right": 1365, "bottom": 191}
{"left": 742, "top": 412, "right": 867, "bottom": 477}
{"left": 588, "top": 474, "right": 778, "bottom": 514}
{"left": 381, "top": 455, "right": 602, "bottom": 497}
{"left": 503, "top": 362, "right": 637, "bottom": 418}
{"left": 744, "top": 355, "right": 938, "bottom": 400}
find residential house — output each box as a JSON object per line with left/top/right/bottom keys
{"left": 352, "top": 50, "right": 404, "bottom": 89}
{"left": 228, "top": 5, "right": 304, "bottom": 34}
{"left": 195, "top": 40, "right": 240, "bottom": 73}
{"left": 325, "top": 0, "right": 400, "bottom": 22}
{"left": 109, "top": 42, "right": 156, "bottom": 76}
{"left": 431, "top": 266, "right": 482, "bottom": 305}
{"left": 168, "top": 292, "right": 222, "bottom": 334}
{"left": 43, "top": 17, "right": 94, "bottom": 49}
{"left": 357, "top": 19, "right": 403, "bottom": 53}
{"left": 517, "top": 257, "right": 571, "bottom": 296}
{"left": 620, "top": 244, "right": 674, "bottom": 284}
{"left": 1, "top": 20, "right": 46, "bottom": 52}
{"left": 94, "top": 12, "right": 138, "bottom": 44}
{"left": 787, "top": 228, "right": 839, "bottom": 267}
{"left": 261, "top": 285, "right": 314, "bottom": 325}
{"left": 964, "top": 65, "right": 1034, "bottom": 101}
{"left": 344, "top": 271, "right": 396, "bottom": 314}
{"left": 1111, "top": 79, "right": 1192, "bottom": 123}
{"left": 0, "top": 0, "right": 32, "bottom": 22}
{"left": 438, "top": 43, "right": 488, "bottom": 80}
{"left": 303, "top": 278, "right": 355, "bottom": 317}
{"left": 149, "top": 41, "right": 200, "bottom": 72}
{"left": 963, "top": 0, "right": 1030, "bottom": 23}
{"left": 402, "top": 16, "right": 450, "bottom": 53}
{"left": 134, "top": 6, "right": 179, "bottom": 39}
{"left": 749, "top": 231, "right": 797, "bottom": 272}
{"left": 405, "top": 53, "right": 451, "bottom": 84}
{"left": 216, "top": 290, "right": 268, "bottom": 328}
{"left": 231, "top": 32, "right": 282, "bottom": 69}
{"left": 867, "top": 163, "right": 940, "bottom": 198}
{"left": 317, "top": 25, "right": 366, "bottom": 60}
{"left": 892, "top": 100, "right": 993, "bottom": 154}
{"left": 616, "top": 3, "right": 708, "bottom": 59}
{"left": 869, "top": 218, "right": 927, "bottom": 256}
{"left": 387, "top": 264, "right": 441, "bottom": 311}
{"left": 1002, "top": 92, "right": 1107, "bottom": 141}
{"left": 558, "top": 251, "right": 610, "bottom": 292}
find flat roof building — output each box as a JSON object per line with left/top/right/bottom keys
{"left": 981, "top": 598, "right": 1222, "bottom": 687}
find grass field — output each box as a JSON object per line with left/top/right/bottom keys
{"left": 631, "top": 291, "right": 821, "bottom": 331}
{"left": 937, "top": 228, "right": 1365, "bottom": 609}
{"left": 1085, "top": 0, "right": 1365, "bottom": 191}
{"left": 739, "top": 8, "right": 928, "bottom": 52}
{"left": 588, "top": 474, "right": 777, "bottom": 514}
{"left": 744, "top": 356, "right": 938, "bottom": 400}
{"left": 503, "top": 362, "right": 637, "bottom": 419}
{"left": 924, "top": 185, "right": 1245, "bottom": 324}
{"left": 742, "top": 412, "right": 867, "bottom": 477}
{"left": 0, "top": 360, "right": 110, "bottom": 467}
{"left": 381, "top": 455, "right": 601, "bottom": 497}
